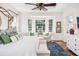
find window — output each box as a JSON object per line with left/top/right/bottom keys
{"left": 36, "top": 20, "right": 45, "bottom": 33}
{"left": 28, "top": 19, "right": 32, "bottom": 32}
{"left": 67, "top": 16, "right": 73, "bottom": 23}
{"left": 49, "top": 19, "right": 53, "bottom": 32}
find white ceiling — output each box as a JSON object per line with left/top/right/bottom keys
{"left": 9, "top": 3, "right": 70, "bottom": 12}
{"left": 0, "top": 3, "right": 79, "bottom": 13}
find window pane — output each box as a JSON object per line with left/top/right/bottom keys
{"left": 28, "top": 19, "right": 32, "bottom": 32}
{"left": 49, "top": 19, "right": 53, "bottom": 32}
{"left": 36, "top": 20, "right": 45, "bottom": 33}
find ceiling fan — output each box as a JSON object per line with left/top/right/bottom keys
{"left": 25, "top": 3, "right": 56, "bottom": 11}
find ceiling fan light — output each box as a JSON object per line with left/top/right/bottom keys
{"left": 32, "top": 6, "right": 47, "bottom": 11}
{"left": 32, "top": 7, "right": 40, "bottom": 10}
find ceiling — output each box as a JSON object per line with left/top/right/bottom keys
{"left": 9, "top": 3, "right": 70, "bottom": 12}
{"left": 0, "top": 3, "right": 79, "bottom": 13}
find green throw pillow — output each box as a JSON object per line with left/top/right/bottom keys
{"left": 0, "top": 34, "right": 11, "bottom": 44}
{"left": 45, "top": 33, "right": 49, "bottom": 36}
{"left": 30, "top": 33, "right": 34, "bottom": 36}
{"left": 10, "top": 32, "right": 18, "bottom": 36}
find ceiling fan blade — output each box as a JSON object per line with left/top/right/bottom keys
{"left": 32, "top": 7, "right": 38, "bottom": 10}
{"left": 32, "top": 7, "right": 47, "bottom": 11}
{"left": 44, "top": 3, "right": 56, "bottom": 6}
{"left": 42, "top": 7, "right": 48, "bottom": 11}
{"left": 39, "top": 5, "right": 48, "bottom": 11}
{"left": 25, "top": 3, "right": 36, "bottom": 5}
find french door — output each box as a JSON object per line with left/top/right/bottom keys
{"left": 36, "top": 20, "right": 45, "bottom": 34}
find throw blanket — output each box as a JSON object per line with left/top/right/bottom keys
{"left": 47, "top": 42, "right": 69, "bottom": 56}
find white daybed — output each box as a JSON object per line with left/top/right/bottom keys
{"left": 0, "top": 36, "right": 39, "bottom": 56}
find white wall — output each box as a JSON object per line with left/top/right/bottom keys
{"left": 19, "top": 12, "right": 66, "bottom": 41}
{"left": 0, "top": 12, "right": 8, "bottom": 30}
{"left": 62, "top": 4, "right": 79, "bottom": 42}
{"left": 19, "top": 12, "right": 63, "bottom": 33}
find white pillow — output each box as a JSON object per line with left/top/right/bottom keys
{"left": 15, "top": 35, "right": 23, "bottom": 40}
{"left": 10, "top": 36, "right": 18, "bottom": 42}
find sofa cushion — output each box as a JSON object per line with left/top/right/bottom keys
{"left": 0, "top": 34, "right": 11, "bottom": 44}
{"left": 10, "top": 36, "right": 18, "bottom": 42}
{"left": 10, "top": 32, "right": 18, "bottom": 36}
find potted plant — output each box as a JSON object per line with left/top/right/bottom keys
{"left": 30, "top": 32, "right": 35, "bottom": 36}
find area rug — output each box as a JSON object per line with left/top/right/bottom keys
{"left": 47, "top": 42, "right": 69, "bottom": 56}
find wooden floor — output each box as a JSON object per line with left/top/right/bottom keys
{"left": 50, "top": 40, "right": 77, "bottom": 56}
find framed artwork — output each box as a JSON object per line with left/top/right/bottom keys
{"left": 56, "top": 21, "right": 61, "bottom": 33}
{"left": 70, "top": 28, "right": 74, "bottom": 34}
{"left": 56, "top": 22, "right": 61, "bottom": 27}
{"left": 77, "top": 17, "right": 79, "bottom": 28}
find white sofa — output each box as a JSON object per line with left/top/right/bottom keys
{"left": 0, "top": 36, "right": 38, "bottom": 56}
